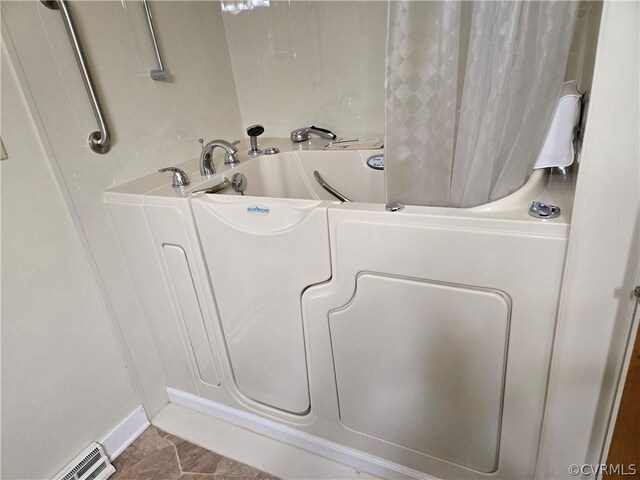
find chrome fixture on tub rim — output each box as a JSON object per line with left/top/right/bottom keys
{"left": 199, "top": 139, "right": 240, "bottom": 177}
{"left": 246, "top": 124, "right": 265, "bottom": 156}
{"left": 529, "top": 201, "right": 561, "bottom": 219}
{"left": 246, "top": 124, "right": 280, "bottom": 156}
{"left": 158, "top": 167, "right": 190, "bottom": 188}
{"left": 291, "top": 126, "right": 337, "bottom": 142}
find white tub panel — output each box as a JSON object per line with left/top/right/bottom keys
{"left": 105, "top": 145, "right": 572, "bottom": 478}
{"left": 191, "top": 195, "right": 333, "bottom": 414}
{"left": 329, "top": 273, "right": 509, "bottom": 473}
{"left": 163, "top": 245, "right": 220, "bottom": 387}
{"left": 104, "top": 201, "right": 199, "bottom": 395}
{"left": 303, "top": 208, "right": 567, "bottom": 479}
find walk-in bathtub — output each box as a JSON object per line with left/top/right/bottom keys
{"left": 105, "top": 138, "right": 573, "bottom": 479}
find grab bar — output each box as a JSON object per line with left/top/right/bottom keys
{"left": 142, "top": 0, "right": 169, "bottom": 80}
{"left": 313, "top": 171, "right": 352, "bottom": 202}
{"left": 191, "top": 177, "right": 231, "bottom": 195}
{"left": 41, "top": 0, "right": 111, "bottom": 154}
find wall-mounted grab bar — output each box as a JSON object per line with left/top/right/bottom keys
{"left": 142, "top": 0, "right": 169, "bottom": 80}
{"left": 41, "top": 0, "right": 111, "bottom": 154}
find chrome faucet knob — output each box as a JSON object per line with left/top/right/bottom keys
{"left": 158, "top": 167, "right": 190, "bottom": 188}
{"left": 246, "top": 124, "right": 264, "bottom": 157}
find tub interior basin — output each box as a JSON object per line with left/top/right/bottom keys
{"left": 208, "top": 151, "right": 385, "bottom": 203}
{"left": 188, "top": 149, "right": 554, "bottom": 219}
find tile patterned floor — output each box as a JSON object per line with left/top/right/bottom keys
{"left": 112, "top": 426, "right": 277, "bottom": 480}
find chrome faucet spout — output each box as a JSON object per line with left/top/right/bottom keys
{"left": 199, "top": 139, "right": 240, "bottom": 176}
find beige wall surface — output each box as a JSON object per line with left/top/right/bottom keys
{"left": 2, "top": 0, "right": 243, "bottom": 219}
{"left": 0, "top": 45, "right": 140, "bottom": 480}
{"left": 537, "top": 1, "right": 640, "bottom": 477}
{"left": 1, "top": 0, "right": 246, "bottom": 419}
{"left": 222, "top": 1, "right": 387, "bottom": 139}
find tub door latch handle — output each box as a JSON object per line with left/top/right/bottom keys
{"left": 529, "top": 201, "right": 561, "bottom": 219}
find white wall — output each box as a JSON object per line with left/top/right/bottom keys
{"left": 537, "top": 2, "right": 640, "bottom": 478}
{"left": 222, "top": 1, "right": 387, "bottom": 138}
{"left": 1, "top": 0, "right": 245, "bottom": 418}
{"left": 0, "top": 45, "right": 140, "bottom": 480}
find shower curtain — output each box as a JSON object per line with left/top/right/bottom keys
{"left": 385, "top": 1, "right": 578, "bottom": 208}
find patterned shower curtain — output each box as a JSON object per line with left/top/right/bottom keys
{"left": 385, "top": 1, "right": 578, "bottom": 208}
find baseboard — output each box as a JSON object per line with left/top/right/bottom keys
{"left": 167, "top": 387, "right": 436, "bottom": 480}
{"left": 101, "top": 405, "right": 150, "bottom": 460}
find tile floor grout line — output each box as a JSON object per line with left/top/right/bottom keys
{"left": 172, "top": 441, "right": 183, "bottom": 476}
{"left": 114, "top": 426, "right": 276, "bottom": 480}
{"left": 155, "top": 426, "right": 184, "bottom": 479}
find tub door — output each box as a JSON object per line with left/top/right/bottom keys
{"left": 329, "top": 273, "right": 509, "bottom": 472}
{"left": 191, "top": 195, "right": 332, "bottom": 414}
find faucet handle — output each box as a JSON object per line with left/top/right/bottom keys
{"left": 309, "top": 125, "right": 336, "bottom": 139}
{"left": 159, "top": 167, "right": 191, "bottom": 188}
{"left": 291, "top": 126, "right": 337, "bottom": 142}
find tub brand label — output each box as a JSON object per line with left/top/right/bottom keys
{"left": 247, "top": 205, "right": 270, "bottom": 216}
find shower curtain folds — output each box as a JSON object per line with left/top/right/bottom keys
{"left": 385, "top": 0, "right": 578, "bottom": 208}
